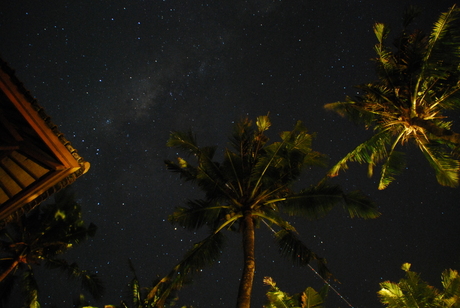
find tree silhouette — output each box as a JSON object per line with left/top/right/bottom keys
{"left": 0, "top": 187, "right": 104, "bottom": 307}
{"left": 155, "top": 115, "right": 379, "bottom": 308}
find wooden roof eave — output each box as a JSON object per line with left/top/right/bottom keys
{"left": 0, "top": 69, "right": 81, "bottom": 170}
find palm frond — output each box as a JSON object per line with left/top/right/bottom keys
{"left": 324, "top": 97, "right": 376, "bottom": 126}
{"left": 280, "top": 182, "right": 379, "bottom": 220}
{"left": 378, "top": 281, "right": 404, "bottom": 307}
{"left": 148, "top": 231, "right": 225, "bottom": 304}
{"left": 374, "top": 22, "right": 390, "bottom": 45}
{"left": 402, "top": 5, "right": 422, "bottom": 29}
{"left": 441, "top": 268, "right": 460, "bottom": 296}
{"left": 328, "top": 129, "right": 392, "bottom": 177}
{"left": 379, "top": 263, "right": 440, "bottom": 307}
{"left": 281, "top": 121, "right": 327, "bottom": 168}
{"left": 301, "top": 287, "right": 326, "bottom": 308}
{"left": 341, "top": 190, "right": 381, "bottom": 219}
{"left": 256, "top": 114, "right": 271, "bottom": 133}
{"left": 21, "top": 269, "right": 39, "bottom": 308}
{"left": 441, "top": 268, "right": 460, "bottom": 298}
{"left": 126, "top": 259, "right": 142, "bottom": 308}
{"left": 45, "top": 258, "right": 104, "bottom": 299}
{"left": 164, "top": 158, "right": 199, "bottom": 182}
{"left": 80, "top": 271, "right": 105, "bottom": 300}
{"left": 263, "top": 277, "right": 326, "bottom": 308}
{"left": 168, "top": 199, "right": 228, "bottom": 230}
{"left": 165, "top": 155, "right": 234, "bottom": 203}
{"left": 229, "top": 117, "right": 256, "bottom": 155}
{"left": 263, "top": 276, "right": 300, "bottom": 308}
{"left": 274, "top": 229, "right": 332, "bottom": 280}
{"left": 426, "top": 5, "right": 460, "bottom": 65}
{"left": 418, "top": 5, "right": 460, "bottom": 99}
{"left": 255, "top": 210, "right": 297, "bottom": 234}
{"left": 378, "top": 131, "right": 407, "bottom": 190}
{"left": 281, "top": 184, "right": 342, "bottom": 220}
{"left": 250, "top": 121, "right": 324, "bottom": 198}
{"left": 378, "top": 151, "right": 406, "bottom": 190}
{"left": 419, "top": 141, "right": 459, "bottom": 187}
{"left": 167, "top": 131, "right": 202, "bottom": 157}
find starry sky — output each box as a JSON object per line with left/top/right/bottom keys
{"left": 1, "top": 0, "right": 460, "bottom": 307}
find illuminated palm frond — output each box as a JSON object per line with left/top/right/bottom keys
{"left": 378, "top": 263, "right": 460, "bottom": 307}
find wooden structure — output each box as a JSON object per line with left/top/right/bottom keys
{"left": 0, "top": 58, "right": 89, "bottom": 224}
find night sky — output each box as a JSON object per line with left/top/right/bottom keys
{"left": 1, "top": 1, "right": 460, "bottom": 307}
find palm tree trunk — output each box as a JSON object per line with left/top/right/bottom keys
{"left": 236, "top": 211, "right": 256, "bottom": 308}
{"left": 0, "top": 259, "right": 20, "bottom": 282}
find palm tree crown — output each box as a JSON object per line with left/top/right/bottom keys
{"left": 325, "top": 5, "right": 460, "bottom": 189}
{"left": 156, "top": 115, "right": 379, "bottom": 308}
{"left": 0, "top": 187, "right": 104, "bottom": 307}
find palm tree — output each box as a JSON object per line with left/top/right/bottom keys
{"left": 0, "top": 187, "right": 104, "bottom": 307}
{"left": 378, "top": 263, "right": 460, "bottom": 308}
{"left": 155, "top": 115, "right": 380, "bottom": 308}
{"left": 324, "top": 5, "right": 460, "bottom": 189}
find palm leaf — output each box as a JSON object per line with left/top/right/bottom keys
{"left": 169, "top": 199, "right": 228, "bottom": 230}
{"left": 378, "top": 150, "right": 406, "bottom": 190}
{"left": 148, "top": 231, "right": 225, "bottom": 304}
{"left": 263, "top": 276, "right": 300, "bottom": 308}
{"left": 328, "top": 129, "right": 393, "bottom": 177}
{"left": 126, "top": 259, "right": 142, "bottom": 308}
{"left": 21, "top": 269, "right": 40, "bottom": 308}
{"left": 374, "top": 22, "right": 390, "bottom": 45}
{"left": 274, "top": 229, "right": 331, "bottom": 280}
{"left": 378, "top": 131, "right": 407, "bottom": 190}
{"left": 166, "top": 130, "right": 202, "bottom": 156}
{"left": 324, "top": 97, "right": 376, "bottom": 126}
{"left": 45, "top": 258, "right": 104, "bottom": 299}
{"left": 301, "top": 287, "right": 325, "bottom": 308}
{"left": 425, "top": 5, "right": 460, "bottom": 67}
{"left": 441, "top": 268, "right": 460, "bottom": 298}
{"left": 222, "top": 150, "right": 246, "bottom": 196}
{"left": 281, "top": 184, "right": 341, "bottom": 219}
{"left": 419, "top": 141, "right": 459, "bottom": 187}
{"left": 281, "top": 183, "right": 380, "bottom": 220}
{"left": 164, "top": 158, "right": 199, "bottom": 182}
{"left": 378, "top": 281, "right": 404, "bottom": 307}
{"left": 416, "top": 5, "right": 460, "bottom": 101}
{"left": 402, "top": 5, "right": 422, "bottom": 29}
{"left": 256, "top": 210, "right": 297, "bottom": 234}
{"left": 340, "top": 190, "right": 381, "bottom": 219}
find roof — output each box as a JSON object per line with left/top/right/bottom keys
{"left": 0, "top": 58, "right": 90, "bottom": 224}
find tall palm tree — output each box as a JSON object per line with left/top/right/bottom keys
{"left": 0, "top": 187, "right": 104, "bottom": 307}
{"left": 324, "top": 5, "right": 460, "bottom": 189}
{"left": 155, "top": 115, "right": 380, "bottom": 308}
{"left": 378, "top": 263, "right": 460, "bottom": 308}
